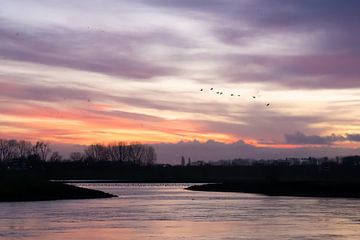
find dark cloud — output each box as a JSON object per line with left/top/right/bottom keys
{"left": 0, "top": 22, "right": 183, "bottom": 79}
{"left": 147, "top": 0, "right": 360, "bottom": 47}
{"left": 2, "top": 1, "right": 360, "bottom": 88}
{"left": 190, "top": 107, "right": 325, "bottom": 141}
{"left": 285, "top": 132, "right": 346, "bottom": 145}
{"left": 347, "top": 134, "right": 360, "bottom": 142}
{"left": 0, "top": 79, "right": 231, "bottom": 117}
{"left": 0, "top": 80, "right": 100, "bottom": 102}
{"left": 221, "top": 54, "right": 360, "bottom": 89}
{"left": 154, "top": 139, "right": 360, "bottom": 164}
{"left": 143, "top": 0, "right": 360, "bottom": 88}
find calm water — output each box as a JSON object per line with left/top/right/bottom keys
{"left": 1, "top": 183, "right": 360, "bottom": 240}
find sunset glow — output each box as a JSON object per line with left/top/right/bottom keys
{"left": 1, "top": 0, "right": 360, "bottom": 161}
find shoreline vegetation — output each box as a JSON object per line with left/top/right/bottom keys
{"left": 0, "top": 174, "right": 116, "bottom": 202}
{"left": 186, "top": 181, "right": 360, "bottom": 198}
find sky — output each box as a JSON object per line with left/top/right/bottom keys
{"left": 0, "top": 0, "right": 360, "bottom": 163}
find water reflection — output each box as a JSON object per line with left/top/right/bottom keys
{"left": 1, "top": 183, "right": 360, "bottom": 239}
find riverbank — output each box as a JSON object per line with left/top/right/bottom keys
{"left": 187, "top": 181, "right": 360, "bottom": 198}
{"left": 0, "top": 174, "right": 116, "bottom": 202}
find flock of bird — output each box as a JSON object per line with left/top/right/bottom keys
{"left": 200, "top": 88, "right": 270, "bottom": 107}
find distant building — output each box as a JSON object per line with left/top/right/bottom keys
{"left": 181, "top": 156, "right": 185, "bottom": 166}
{"left": 190, "top": 160, "right": 206, "bottom": 166}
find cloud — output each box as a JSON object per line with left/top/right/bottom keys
{"left": 347, "top": 134, "right": 360, "bottom": 142}
{"left": 1, "top": 79, "right": 355, "bottom": 148}
{"left": 144, "top": 0, "right": 360, "bottom": 89}
{"left": 0, "top": 0, "right": 359, "bottom": 152}
{"left": 284, "top": 132, "right": 360, "bottom": 145}
{"left": 0, "top": 21, "right": 182, "bottom": 79}
{"left": 189, "top": 108, "right": 325, "bottom": 142}
{"left": 154, "top": 139, "right": 360, "bottom": 164}
{"left": 285, "top": 132, "right": 345, "bottom": 145}
{"left": 217, "top": 53, "right": 360, "bottom": 89}
{"left": 0, "top": 80, "right": 100, "bottom": 102}
{"left": 2, "top": 0, "right": 360, "bottom": 89}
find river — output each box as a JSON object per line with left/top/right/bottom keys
{"left": 1, "top": 183, "right": 360, "bottom": 239}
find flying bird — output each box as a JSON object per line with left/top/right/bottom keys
{"left": 200, "top": 89, "right": 203, "bottom": 91}
{"left": 210, "top": 88, "right": 213, "bottom": 90}
{"left": 266, "top": 103, "right": 270, "bottom": 107}
{"left": 253, "top": 96, "right": 256, "bottom": 99}
{"left": 231, "top": 94, "right": 234, "bottom": 96}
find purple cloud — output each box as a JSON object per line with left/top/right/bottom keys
{"left": 219, "top": 53, "right": 360, "bottom": 89}
{"left": 154, "top": 139, "right": 360, "bottom": 164}
{"left": 0, "top": 22, "right": 183, "bottom": 79}
{"left": 143, "top": 0, "right": 360, "bottom": 88}
{"left": 284, "top": 132, "right": 345, "bottom": 145}
{"left": 284, "top": 132, "right": 360, "bottom": 145}
{"left": 347, "top": 134, "right": 360, "bottom": 142}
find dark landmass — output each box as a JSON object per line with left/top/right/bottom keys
{"left": 187, "top": 181, "right": 360, "bottom": 198}
{"left": 0, "top": 173, "right": 116, "bottom": 202}
{"left": 43, "top": 163, "right": 360, "bottom": 183}
{"left": 3, "top": 155, "right": 360, "bottom": 200}
{"left": 3, "top": 164, "right": 360, "bottom": 199}
{"left": 3, "top": 163, "right": 360, "bottom": 184}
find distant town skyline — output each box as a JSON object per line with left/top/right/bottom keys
{"left": 0, "top": 0, "right": 359, "bottom": 162}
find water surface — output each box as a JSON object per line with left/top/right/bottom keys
{"left": 1, "top": 183, "right": 360, "bottom": 239}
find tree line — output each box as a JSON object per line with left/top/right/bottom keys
{"left": 0, "top": 139, "right": 52, "bottom": 162}
{"left": 0, "top": 139, "right": 156, "bottom": 168}
{"left": 81, "top": 142, "right": 156, "bottom": 165}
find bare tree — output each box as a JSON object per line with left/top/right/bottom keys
{"left": 0, "top": 139, "right": 9, "bottom": 162}
{"left": 70, "top": 152, "right": 84, "bottom": 162}
{"left": 50, "top": 151, "right": 62, "bottom": 162}
{"left": 85, "top": 144, "right": 109, "bottom": 161}
{"left": 128, "top": 143, "right": 146, "bottom": 165}
{"left": 80, "top": 142, "right": 157, "bottom": 165}
{"left": 108, "top": 142, "right": 128, "bottom": 163}
{"left": 7, "top": 140, "right": 19, "bottom": 160}
{"left": 143, "top": 145, "right": 156, "bottom": 166}
{"left": 0, "top": 139, "right": 19, "bottom": 162}
{"left": 32, "top": 141, "right": 52, "bottom": 161}
{"left": 17, "top": 140, "right": 32, "bottom": 159}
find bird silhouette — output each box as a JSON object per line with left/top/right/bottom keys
{"left": 196, "top": 88, "right": 271, "bottom": 107}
